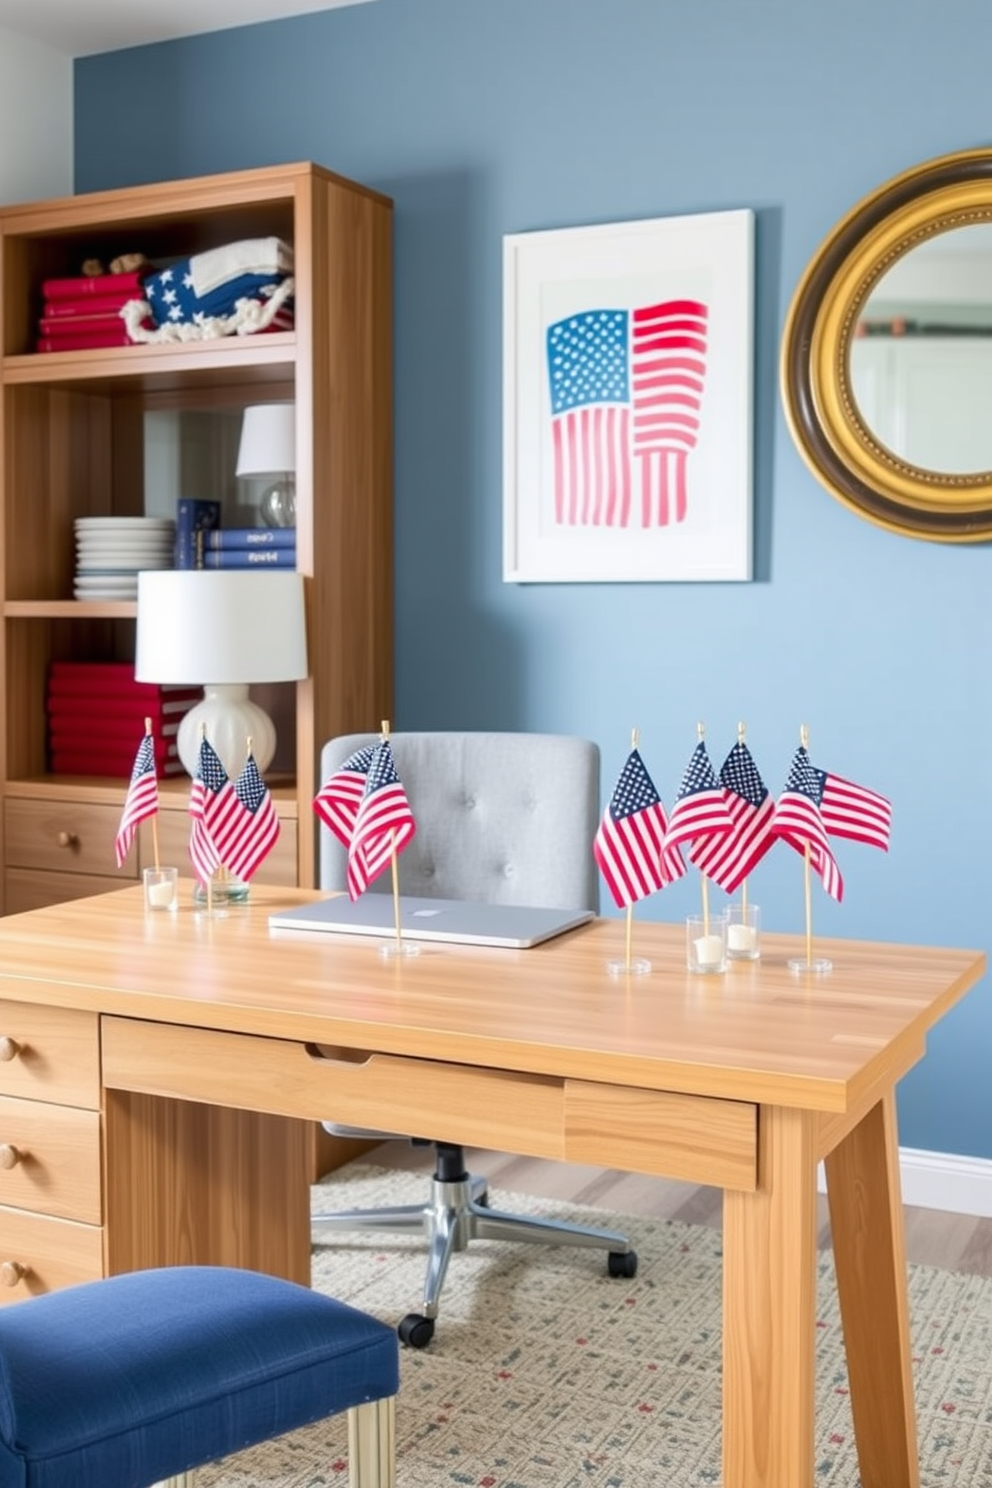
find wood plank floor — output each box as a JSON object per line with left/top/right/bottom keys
{"left": 363, "top": 1138, "right": 992, "bottom": 1278}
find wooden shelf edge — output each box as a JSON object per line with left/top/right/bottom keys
{"left": 5, "top": 600, "right": 137, "bottom": 619}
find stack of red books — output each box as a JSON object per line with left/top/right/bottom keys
{"left": 36, "top": 269, "right": 152, "bottom": 353}
{"left": 47, "top": 662, "right": 199, "bottom": 777}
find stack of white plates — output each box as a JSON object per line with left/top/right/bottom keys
{"left": 74, "top": 516, "right": 175, "bottom": 600}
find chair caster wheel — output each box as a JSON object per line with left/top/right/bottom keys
{"left": 398, "top": 1312, "right": 435, "bottom": 1349}
{"left": 608, "top": 1249, "right": 638, "bottom": 1278}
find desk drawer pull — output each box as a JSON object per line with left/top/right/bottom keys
{"left": 0, "top": 1260, "right": 25, "bottom": 1288}
{"left": 57, "top": 832, "right": 79, "bottom": 850}
{"left": 0, "top": 1145, "right": 22, "bottom": 1170}
{"left": 0, "top": 1039, "right": 20, "bottom": 1063}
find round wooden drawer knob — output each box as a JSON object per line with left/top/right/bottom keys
{"left": 57, "top": 831, "right": 79, "bottom": 849}
{"left": 0, "top": 1260, "right": 25, "bottom": 1287}
{"left": 0, "top": 1037, "right": 20, "bottom": 1062}
{"left": 0, "top": 1144, "right": 21, "bottom": 1170}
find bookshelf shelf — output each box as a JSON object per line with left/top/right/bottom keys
{"left": 0, "top": 160, "right": 393, "bottom": 914}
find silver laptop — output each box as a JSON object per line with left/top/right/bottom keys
{"left": 268, "top": 894, "right": 594, "bottom": 948}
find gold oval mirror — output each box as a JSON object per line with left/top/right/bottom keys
{"left": 781, "top": 146, "right": 992, "bottom": 542}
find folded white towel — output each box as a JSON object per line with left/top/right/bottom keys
{"left": 189, "top": 237, "right": 294, "bottom": 298}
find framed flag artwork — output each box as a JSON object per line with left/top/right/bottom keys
{"left": 503, "top": 208, "right": 754, "bottom": 583}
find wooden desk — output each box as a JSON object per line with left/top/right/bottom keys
{"left": 0, "top": 885, "right": 983, "bottom": 1488}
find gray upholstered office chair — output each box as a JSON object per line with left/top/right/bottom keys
{"left": 312, "top": 731, "right": 637, "bottom": 1348}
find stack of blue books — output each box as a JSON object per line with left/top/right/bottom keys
{"left": 200, "top": 526, "right": 296, "bottom": 569}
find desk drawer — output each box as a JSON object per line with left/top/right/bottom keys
{"left": 103, "top": 1018, "right": 758, "bottom": 1189}
{"left": 0, "top": 1204, "right": 103, "bottom": 1302}
{"left": 0, "top": 1096, "right": 101, "bottom": 1222}
{"left": 5, "top": 799, "right": 137, "bottom": 880}
{"left": 5, "top": 867, "right": 128, "bottom": 914}
{"left": 0, "top": 1000, "right": 100, "bottom": 1107}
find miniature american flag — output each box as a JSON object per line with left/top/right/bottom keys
{"left": 772, "top": 746, "right": 843, "bottom": 902}
{"left": 187, "top": 737, "right": 230, "bottom": 885}
{"left": 663, "top": 740, "right": 734, "bottom": 856}
{"left": 347, "top": 739, "right": 416, "bottom": 900}
{"left": 690, "top": 740, "right": 776, "bottom": 893}
{"left": 816, "top": 768, "right": 891, "bottom": 852}
{"left": 313, "top": 744, "right": 376, "bottom": 846}
{"left": 114, "top": 733, "right": 158, "bottom": 868}
{"left": 222, "top": 753, "right": 281, "bottom": 882}
{"left": 593, "top": 748, "right": 684, "bottom": 908}
{"left": 546, "top": 299, "right": 708, "bottom": 530}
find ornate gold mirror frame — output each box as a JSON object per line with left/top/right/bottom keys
{"left": 781, "top": 146, "right": 992, "bottom": 541}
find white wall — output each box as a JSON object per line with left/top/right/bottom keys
{"left": 0, "top": 26, "right": 72, "bottom": 205}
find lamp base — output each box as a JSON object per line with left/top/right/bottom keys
{"left": 177, "top": 684, "right": 276, "bottom": 779}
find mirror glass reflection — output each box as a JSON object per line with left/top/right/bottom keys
{"left": 848, "top": 223, "right": 992, "bottom": 474}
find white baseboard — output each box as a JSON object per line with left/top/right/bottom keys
{"left": 818, "top": 1147, "right": 992, "bottom": 1218}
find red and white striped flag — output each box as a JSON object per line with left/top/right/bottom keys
{"left": 115, "top": 732, "right": 159, "bottom": 868}
{"left": 313, "top": 744, "right": 376, "bottom": 845}
{"left": 347, "top": 739, "right": 416, "bottom": 900}
{"left": 690, "top": 739, "right": 776, "bottom": 893}
{"left": 187, "top": 737, "right": 230, "bottom": 885}
{"left": 593, "top": 748, "right": 684, "bottom": 908}
{"left": 662, "top": 740, "right": 735, "bottom": 857}
{"left": 772, "top": 746, "right": 843, "bottom": 902}
{"left": 222, "top": 752, "right": 281, "bottom": 882}
{"left": 816, "top": 768, "right": 891, "bottom": 852}
{"left": 547, "top": 299, "right": 708, "bottom": 530}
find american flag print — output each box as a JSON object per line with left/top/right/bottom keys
{"left": 593, "top": 748, "right": 685, "bottom": 909}
{"left": 187, "top": 737, "right": 231, "bottom": 885}
{"left": 313, "top": 744, "right": 376, "bottom": 846}
{"left": 690, "top": 740, "right": 776, "bottom": 894}
{"left": 223, "top": 753, "right": 281, "bottom": 882}
{"left": 663, "top": 741, "right": 735, "bottom": 856}
{"left": 115, "top": 733, "right": 159, "bottom": 868}
{"left": 815, "top": 768, "right": 892, "bottom": 852}
{"left": 546, "top": 299, "right": 709, "bottom": 530}
{"left": 772, "top": 746, "right": 843, "bottom": 902}
{"left": 347, "top": 740, "right": 416, "bottom": 901}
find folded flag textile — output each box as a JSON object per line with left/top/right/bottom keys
{"left": 124, "top": 237, "right": 295, "bottom": 343}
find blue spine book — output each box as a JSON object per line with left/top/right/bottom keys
{"left": 202, "top": 546, "right": 297, "bottom": 569}
{"left": 202, "top": 527, "right": 297, "bottom": 550}
{"left": 175, "top": 499, "right": 222, "bottom": 568}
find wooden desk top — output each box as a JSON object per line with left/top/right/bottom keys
{"left": 0, "top": 885, "right": 983, "bottom": 1114}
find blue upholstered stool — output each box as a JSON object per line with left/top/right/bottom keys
{"left": 0, "top": 1266, "right": 399, "bottom": 1488}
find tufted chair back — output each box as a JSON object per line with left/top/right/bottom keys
{"left": 318, "top": 732, "right": 600, "bottom": 912}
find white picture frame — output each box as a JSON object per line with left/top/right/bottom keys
{"left": 503, "top": 208, "right": 754, "bottom": 583}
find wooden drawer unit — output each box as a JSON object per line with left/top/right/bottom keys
{"left": 0, "top": 1000, "right": 100, "bottom": 1107}
{"left": 5, "top": 798, "right": 136, "bottom": 881}
{"left": 0, "top": 1096, "right": 101, "bottom": 1222}
{"left": 0, "top": 1000, "right": 103, "bottom": 1299}
{"left": 0, "top": 1205, "right": 104, "bottom": 1301}
{"left": 4, "top": 868, "right": 128, "bottom": 915}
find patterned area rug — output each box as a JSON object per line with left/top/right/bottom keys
{"left": 198, "top": 1161, "right": 992, "bottom": 1487}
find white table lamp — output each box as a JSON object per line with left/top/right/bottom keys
{"left": 135, "top": 569, "right": 308, "bottom": 779}
{"left": 236, "top": 402, "right": 296, "bottom": 528}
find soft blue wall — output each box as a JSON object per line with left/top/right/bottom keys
{"left": 74, "top": 0, "right": 992, "bottom": 1160}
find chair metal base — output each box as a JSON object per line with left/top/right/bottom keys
{"left": 312, "top": 1146, "right": 637, "bottom": 1345}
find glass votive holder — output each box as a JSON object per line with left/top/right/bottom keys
{"left": 726, "top": 902, "right": 760, "bottom": 960}
{"left": 686, "top": 912, "right": 728, "bottom": 974}
{"left": 143, "top": 865, "right": 178, "bottom": 912}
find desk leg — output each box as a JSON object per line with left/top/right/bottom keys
{"left": 824, "top": 1090, "right": 919, "bottom": 1488}
{"left": 723, "top": 1104, "right": 817, "bottom": 1488}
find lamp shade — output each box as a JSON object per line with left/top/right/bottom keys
{"left": 135, "top": 569, "right": 308, "bottom": 777}
{"left": 235, "top": 403, "right": 296, "bottom": 477}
